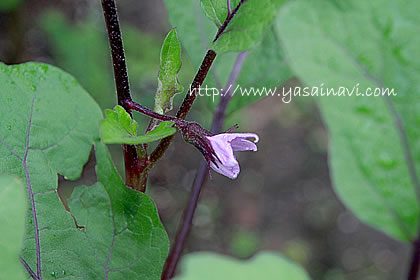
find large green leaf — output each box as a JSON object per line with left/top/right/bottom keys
{"left": 154, "top": 29, "right": 184, "bottom": 114}
{"left": 164, "top": 0, "right": 291, "bottom": 116}
{"left": 68, "top": 142, "right": 169, "bottom": 279}
{"left": 277, "top": 0, "right": 420, "bottom": 241}
{"left": 0, "top": 63, "right": 169, "bottom": 279}
{"left": 0, "top": 176, "right": 26, "bottom": 280}
{"left": 101, "top": 105, "right": 176, "bottom": 145}
{"left": 174, "top": 252, "right": 310, "bottom": 280}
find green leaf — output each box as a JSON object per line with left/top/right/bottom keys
{"left": 0, "top": 0, "right": 23, "bottom": 12}
{"left": 0, "top": 176, "right": 26, "bottom": 280}
{"left": 101, "top": 105, "right": 138, "bottom": 139}
{"left": 68, "top": 142, "right": 170, "bottom": 279}
{"left": 277, "top": 0, "right": 420, "bottom": 241}
{"left": 101, "top": 105, "right": 176, "bottom": 144}
{"left": 210, "top": 0, "right": 289, "bottom": 53}
{"left": 174, "top": 252, "right": 311, "bottom": 280}
{"left": 154, "top": 29, "right": 184, "bottom": 114}
{"left": 200, "top": 0, "right": 232, "bottom": 26}
{"left": 0, "top": 63, "right": 169, "bottom": 278}
{"left": 143, "top": 121, "right": 177, "bottom": 142}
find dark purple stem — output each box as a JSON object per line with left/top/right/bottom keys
{"left": 101, "top": 0, "right": 132, "bottom": 106}
{"left": 408, "top": 236, "right": 420, "bottom": 280}
{"left": 161, "top": 52, "right": 247, "bottom": 279}
{"left": 126, "top": 100, "right": 180, "bottom": 123}
{"left": 175, "top": 50, "right": 217, "bottom": 120}
{"left": 213, "top": 0, "right": 247, "bottom": 43}
{"left": 101, "top": 0, "right": 147, "bottom": 191}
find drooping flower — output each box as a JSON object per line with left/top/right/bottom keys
{"left": 205, "top": 133, "right": 259, "bottom": 179}
{"left": 178, "top": 121, "right": 259, "bottom": 179}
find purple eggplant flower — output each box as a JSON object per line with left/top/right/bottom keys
{"left": 206, "top": 133, "right": 259, "bottom": 179}
{"left": 178, "top": 121, "right": 259, "bottom": 179}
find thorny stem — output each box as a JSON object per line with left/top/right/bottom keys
{"left": 161, "top": 52, "right": 248, "bottom": 280}
{"left": 408, "top": 236, "right": 420, "bottom": 280}
{"left": 101, "top": 0, "right": 146, "bottom": 191}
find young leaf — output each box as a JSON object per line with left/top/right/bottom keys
{"left": 154, "top": 29, "right": 184, "bottom": 114}
{"left": 101, "top": 105, "right": 176, "bottom": 144}
{"left": 174, "top": 252, "right": 310, "bottom": 280}
{"left": 277, "top": 0, "right": 420, "bottom": 242}
{"left": 0, "top": 176, "right": 26, "bottom": 280}
{"left": 0, "top": 63, "right": 169, "bottom": 278}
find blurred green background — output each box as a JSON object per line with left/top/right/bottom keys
{"left": 0, "top": 0, "right": 410, "bottom": 279}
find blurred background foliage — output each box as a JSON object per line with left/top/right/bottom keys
{"left": 0, "top": 0, "right": 410, "bottom": 279}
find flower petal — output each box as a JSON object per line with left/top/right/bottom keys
{"left": 207, "top": 134, "right": 236, "bottom": 165}
{"left": 210, "top": 133, "right": 259, "bottom": 144}
{"left": 206, "top": 132, "right": 258, "bottom": 179}
{"left": 210, "top": 161, "right": 240, "bottom": 179}
{"left": 231, "top": 138, "right": 257, "bottom": 152}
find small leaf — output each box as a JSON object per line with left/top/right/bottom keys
{"left": 101, "top": 105, "right": 176, "bottom": 144}
{"left": 174, "top": 252, "right": 311, "bottom": 280}
{"left": 0, "top": 176, "right": 26, "bottom": 280}
{"left": 154, "top": 29, "right": 184, "bottom": 114}
{"left": 101, "top": 105, "right": 138, "bottom": 138}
